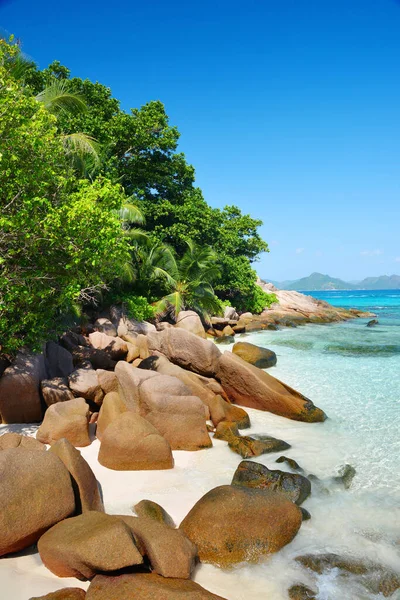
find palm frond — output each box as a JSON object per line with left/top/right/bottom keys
{"left": 154, "top": 292, "right": 183, "bottom": 318}
{"left": 117, "top": 202, "right": 145, "bottom": 225}
{"left": 61, "top": 133, "right": 101, "bottom": 174}
{"left": 36, "top": 80, "right": 87, "bottom": 116}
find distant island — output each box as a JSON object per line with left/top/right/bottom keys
{"left": 268, "top": 272, "right": 400, "bottom": 291}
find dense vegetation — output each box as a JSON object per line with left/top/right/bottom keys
{"left": 0, "top": 37, "right": 274, "bottom": 355}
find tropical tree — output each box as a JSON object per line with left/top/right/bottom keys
{"left": 153, "top": 241, "right": 221, "bottom": 320}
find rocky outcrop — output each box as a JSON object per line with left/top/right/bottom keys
{"left": 86, "top": 573, "right": 228, "bottom": 600}
{"left": 231, "top": 460, "right": 311, "bottom": 505}
{"left": 96, "top": 369, "right": 118, "bottom": 394}
{"left": 37, "top": 398, "right": 90, "bottom": 447}
{"left": 94, "top": 317, "right": 117, "bottom": 336}
{"left": 38, "top": 511, "right": 143, "bottom": 579}
{"left": 0, "top": 448, "right": 75, "bottom": 556}
{"left": 216, "top": 352, "right": 326, "bottom": 422}
{"left": 98, "top": 412, "right": 173, "bottom": 470}
{"left": 115, "top": 362, "right": 212, "bottom": 450}
{"left": 147, "top": 328, "right": 221, "bottom": 377}
{"left": 180, "top": 484, "right": 302, "bottom": 567}
{"left": 0, "top": 351, "right": 46, "bottom": 423}
{"left": 176, "top": 310, "right": 206, "bottom": 338}
{"left": 288, "top": 584, "right": 317, "bottom": 599}
{"left": 49, "top": 438, "right": 104, "bottom": 514}
{"left": 207, "top": 395, "right": 250, "bottom": 429}
{"left": 232, "top": 341, "right": 277, "bottom": 368}
{"left": 119, "top": 515, "right": 197, "bottom": 579}
{"left": 0, "top": 432, "right": 46, "bottom": 451}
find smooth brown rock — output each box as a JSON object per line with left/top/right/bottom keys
{"left": 208, "top": 395, "right": 250, "bottom": 429}
{"left": 0, "top": 352, "right": 46, "bottom": 423}
{"left": 175, "top": 310, "right": 206, "bottom": 338}
{"left": 133, "top": 499, "right": 175, "bottom": 527}
{"left": 222, "top": 325, "right": 235, "bottom": 337}
{"left": 114, "top": 362, "right": 158, "bottom": 410}
{"left": 147, "top": 328, "right": 221, "bottom": 377}
{"left": 216, "top": 352, "right": 326, "bottom": 422}
{"left": 41, "top": 377, "right": 75, "bottom": 406}
{"left": 96, "top": 369, "right": 118, "bottom": 394}
{"left": 233, "top": 341, "right": 277, "bottom": 368}
{"left": 86, "top": 573, "right": 228, "bottom": 600}
{"left": 0, "top": 432, "right": 46, "bottom": 451}
{"left": 96, "top": 391, "right": 127, "bottom": 440}
{"left": 50, "top": 438, "right": 104, "bottom": 514}
{"left": 232, "top": 460, "right": 311, "bottom": 505}
{"left": 214, "top": 422, "right": 290, "bottom": 458}
{"left": 88, "top": 332, "right": 128, "bottom": 361}
{"left": 37, "top": 398, "right": 90, "bottom": 447}
{"left": 98, "top": 412, "right": 173, "bottom": 470}
{"left": 180, "top": 484, "right": 302, "bottom": 566}
{"left": 139, "top": 355, "right": 217, "bottom": 407}
{"left": 119, "top": 515, "right": 197, "bottom": 578}
{"left": 0, "top": 448, "right": 75, "bottom": 556}
{"left": 38, "top": 511, "right": 143, "bottom": 579}
{"left": 30, "top": 589, "right": 86, "bottom": 600}
{"left": 139, "top": 375, "right": 211, "bottom": 450}
{"left": 68, "top": 367, "right": 104, "bottom": 406}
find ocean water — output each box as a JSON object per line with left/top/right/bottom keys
{"left": 212, "top": 289, "right": 400, "bottom": 599}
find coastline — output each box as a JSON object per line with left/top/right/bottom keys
{"left": 0, "top": 292, "right": 399, "bottom": 600}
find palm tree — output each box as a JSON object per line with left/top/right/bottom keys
{"left": 153, "top": 240, "right": 221, "bottom": 320}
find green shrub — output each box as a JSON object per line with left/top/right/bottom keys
{"left": 234, "top": 285, "right": 277, "bottom": 314}
{"left": 117, "top": 293, "right": 155, "bottom": 322}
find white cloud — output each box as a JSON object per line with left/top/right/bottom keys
{"left": 360, "top": 249, "right": 384, "bottom": 257}
{"left": 295, "top": 247, "right": 305, "bottom": 255}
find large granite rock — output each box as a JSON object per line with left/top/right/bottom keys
{"left": 214, "top": 421, "right": 290, "bottom": 458}
{"left": 96, "top": 369, "right": 118, "bottom": 395}
{"left": 0, "top": 448, "right": 75, "bottom": 556}
{"left": 50, "top": 438, "right": 104, "bottom": 514}
{"left": 37, "top": 397, "right": 90, "bottom": 447}
{"left": 180, "top": 484, "right": 302, "bottom": 567}
{"left": 86, "top": 573, "right": 228, "bottom": 600}
{"left": 0, "top": 432, "right": 45, "bottom": 451}
{"left": 232, "top": 341, "right": 277, "bottom": 368}
{"left": 0, "top": 352, "right": 46, "bottom": 423}
{"left": 96, "top": 391, "right": 127, "bottom": 440}
{"left": 216, "top": 352, "right": 326, "bottom": 422}
{"left": 114, "top": 362, "right": 158, "bottom": 410}
{"left": 68, "top": 366, "right": 104, "bottom": 406}
{"left": 147, "top": 328, "right": 221, "bottom": 377}
{"left": 98, "top": 412, "right": 173, "bottom": 470}
{"left": 118, "top": 515, "right": 197, "bottom": 578}
{"left": 44, "top": 342, "right": 74, "bottom": 379}
{"left": 38, "top": 511, "right": 143, "bottom": 579}
{"left": 207, "top": 395, "right": 250, "bottom": 429}
{"left": 232, "top": 460, "right": 311, "bottom": 505}
{"left": 175, "top": 310, "right": 206, "bottom": 338}
{"left": 41, "top": 377, "right": 75, "bottom": 406}
{"left": 88, "top": 332, "right": 128, "bottom": 361}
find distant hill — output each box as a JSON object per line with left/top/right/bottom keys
{"left": 357, "top": 274, "right": 400, "bottom": 290}
{"left": 267, "top": 272, "right": 400, "bottom": 291}
{"left": 284, "top": 272, "right": 353, "bottom": 291}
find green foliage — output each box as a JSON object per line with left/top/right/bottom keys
{"left": 105, "top": 292, "right": 155, "bottom": 322}
{"left": 234, "top": 286, "right": 278, "bottom": 314}
{"left": 0, "top": 40, "right": 130, "bottom": 354}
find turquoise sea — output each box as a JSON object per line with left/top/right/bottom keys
{"left": 237, "top": 290, "right": 400, "bottom": 599}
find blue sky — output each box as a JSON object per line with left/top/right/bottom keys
{"left": 1, "top": 0, "right": 400, "bottom": 281}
